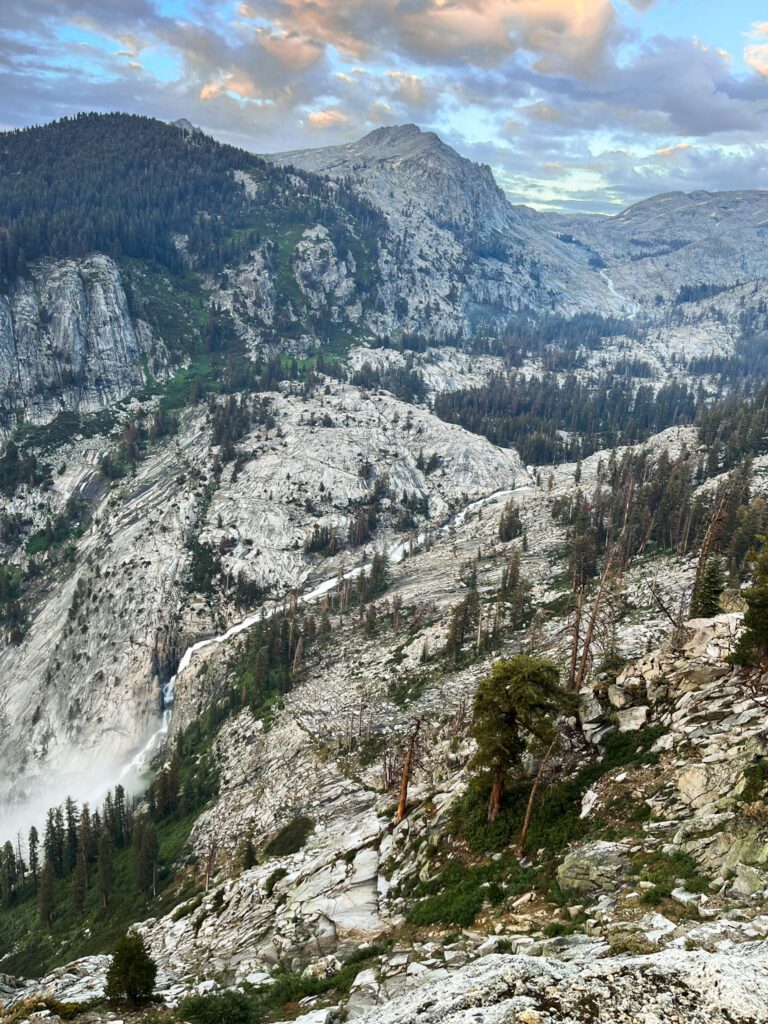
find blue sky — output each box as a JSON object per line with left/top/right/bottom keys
{"left": 1, "top": 1, "right": 767, "bottom": 212}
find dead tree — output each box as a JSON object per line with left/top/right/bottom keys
{"left": 204, "top": 837, "right": 217, "bottom": 893}
{"left": 517, "top": 733, "right": 559, "bottom": 858}
{"left": 396, "top": 719, "right": 422, "bottom": 824}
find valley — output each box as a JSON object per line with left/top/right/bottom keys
{"left": 1, "top": 114, "right": 768, "bottom": 1024}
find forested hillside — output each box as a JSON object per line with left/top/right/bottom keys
{"left": 0, "top": 113, "right": 384, "bottom": 282}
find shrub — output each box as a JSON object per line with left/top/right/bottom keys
{"left": 264, "top": 816, "right": 314, "bottom": 858}
{"left": 179, "top": 989, "right": 256, "bottom": 1024}
{"left": 105, "top": 929, "right": 157, "bottom": 1006}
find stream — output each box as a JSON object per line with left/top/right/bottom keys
{"left": 118, "top": 483, "right": 532, "bottom": 781}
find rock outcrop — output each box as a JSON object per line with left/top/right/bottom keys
{"left": 0, "top": 255, "right": 164, "bottom": 426}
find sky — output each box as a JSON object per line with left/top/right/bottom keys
{"left": 1, "top": 1, "right": 767, "bottom": 212}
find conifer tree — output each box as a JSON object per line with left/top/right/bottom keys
{"left": 471, "top": 655, "right": 567, "bottom": 823}
{"left": 105, "top": 930, "right": 157, "bottom": 1006}
{"left": 241, "top": 836, "right": 257, "bottom": 871}
{"left": 73, "top": 848, "right": 87, "bottom": 917}
{"left": 28, "top": 825, "right": 39, "bottom": 888}
{"left": 0, "top": 841, "right": 16, "bottom": 906}
{"left": 38, "top": 860, "right": 55, "bottom": 928}
{"left": 690, "top": 556, "right": 725, "bottom": 618}
{"left": 97, "top": 831, "right": 114, "bottom": 908}
{"left": 732, "top": 535, "right": 768, "bottom": 664}
{"left": 499, "top": 500, "right": 523, "bottom": 542}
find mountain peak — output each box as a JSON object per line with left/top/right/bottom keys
{"left": 171, "top": 117, "right": 198, "bottom": 134}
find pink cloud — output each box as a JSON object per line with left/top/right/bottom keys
{"left": 745, "top": 43, "right": 768, "bottom": 77}
{"left": 265, "top": 0, "right": 622, "bottom": 76}
{"left": 306, "top": 107, "right": 351, "bottom": 128}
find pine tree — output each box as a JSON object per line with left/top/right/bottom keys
{"left": 732, "top": 535, "right": 768, "bottom": 664}
{"left": 28, "top": 826, "right": 39, "bottom": 888}
{"left": 471, "top": 655, "right": 568, "bottom": 823}
{"left": 690, "top": 556, "right": 725, "bottom": 618}
{"left": 38, "top": 860, "right": 55, "bottom": 928}
{"left": 499, "top": 500, "right": 523, "bottom": 542}
{"left": 73, "top": 848, "right": 87, "bottom": 917}
{"left": 97, "top": 831, "right": 114, "bottom": 908}
{"left": 105, "top": 930, "right": 157, "bottom": 1006}
{"left": 132, "top": 819, "right": 159, "bottom": 896}
{"left": 0, "top": 841, "right": 16, "bottom": 906}
{"left": 241, "top": 836, "right": 257, "bottom": 871}
{"left": 64, "top": 797, "right": 79, "bottom": 874}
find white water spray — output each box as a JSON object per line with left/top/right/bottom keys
{"left": 118, "top": 483, "right": 532, "bottom": 779}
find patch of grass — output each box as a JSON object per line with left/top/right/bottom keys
{"left": 263, "top": 816, "right": 314, "bottom": 859}
{"left": 640, "top": 885, "right": 669, "bottom": 906}
{"left": 405, "top": 857, "right": 534, "bottom": 929}
{"left": 543, "top": 919, "right": 583, "bottom": 938}
{"left": 633, "top": 849, "right": 709, "bottom": 897}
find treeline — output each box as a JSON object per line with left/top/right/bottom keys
{"left": 0, "top": 785, "right": 151, "bottom": 925}
{"left": 552, "top": 452, "right": 760, "bottom": 586}
{"left": 0, "top": 113, "right": 385, "bottom": 283}
{"left": 351, "top": 359, "right": 426, "bottom": 403}
{"left": 434, "top": 372, "right": 697, "bottom": 464}
{"left": 697, "top": 381, "right": 768, "bottom": 474}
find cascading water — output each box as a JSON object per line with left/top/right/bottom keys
{"left": 118, "top": 484, "right": 531, "bottom": 781}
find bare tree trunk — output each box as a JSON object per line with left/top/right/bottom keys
{"left": 487, "top": 765, "right": 506, "bottom": 823}
{"left": 567, "top": 587, "right": 584, "bottom": 691}
{"left": 396, "top": 721, "right": 421, "bottom": 823}
{"left": 517, "top": 735, "right": 558, "bottom": 857}
{"left": 204, "top": 840, "right": 217, "bottom": 893}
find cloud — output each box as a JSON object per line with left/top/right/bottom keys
{"left": 656, "top": 142, "right": 694, "bottom": 158}
{"left": 264, "top": 0, "right": 623, "bottom": 76}
{"left": 306, "top": 107, "right": 351, "bottom": 129}
{"left": 745, "top": 44, "right": 768, "bottom": 78}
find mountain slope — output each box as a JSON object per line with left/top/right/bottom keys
{"left": 271, "top": 124, "right": 631, "bottom": 325}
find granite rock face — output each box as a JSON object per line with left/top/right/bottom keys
{"left": 0, "top": 254, "right": 164, "bottom": 426}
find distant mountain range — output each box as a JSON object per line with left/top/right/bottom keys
{"left": 1, "top": 113, "right": 767, "bottom": 426}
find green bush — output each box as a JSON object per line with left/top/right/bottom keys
{"left": 179, "top": 989, "right": 256, "bottom": 1024}
{"left": 264, "top": 817, "right": 314, "bottom": 858}
{"left": 264, "top": 866, "right": 288, "bottom": 896}
{"left": 406, "top": 858, "right": 532, "bottom": 929}
{"left": 640, "top": 885, "right": 669, "bottom": 906}
{"left": 634, "top": 850, "right": 708, "bottom": 896}
{"left": 105, "top": 930, "right": 157, "bottom": 1006}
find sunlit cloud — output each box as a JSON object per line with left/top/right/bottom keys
{"left": 306, "top": 106, "right": 351, "bottom": 128}
{"left": 744, "top": 41, "right": 768, "bottom": 78}
{"left": 0, "top": 0, "right": 766, "bottom": 211}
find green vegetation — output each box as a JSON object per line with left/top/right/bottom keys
{"left": 263, "top": 817, "right": 314, "bottom": 859}
{"left": 0, "top": 113, "right": 384, "bottom": 284}
{"left": 0, "top": 438, "right": 49, "bottom": 496}
{"left": 105, "top": 929, "right": 158, "bottom": 1006}
{"left": 178, "top": 944, "right": 391, "bottom": 1024}
{"left": 434, "top": 371, "right": 697, "bottom": 464}
{"left": 405, "top": 857, "right": 531, "bottom": 928}
{"left": 690, "top": 556, "right": 725, "bottom": 618}
{"left": 633, "top": 850, "right": 709, "bottom": 901}
{"left": 0, "top": 564, "right": 25, "bottom": 641}
{"left": 0, "top": 807, "right": 197, "bottom": 976}
{"left": 731, "top": 534, "right": 768, "bottom": 665}
{"left": 471, "top": 656, "right": 569, "bottom": 823}
{"left": 452, "top": 724, "right": 666, "bottom": 857}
